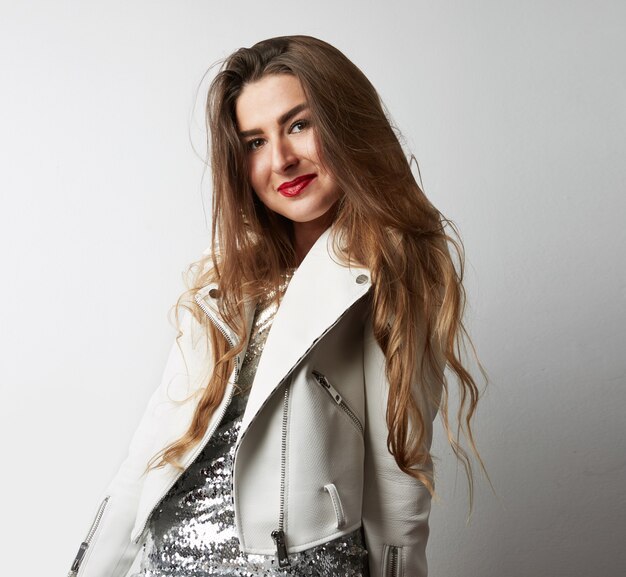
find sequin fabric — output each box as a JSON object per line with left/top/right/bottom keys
{"left": 132, "top": 270, "right": 369, "bottom": 577}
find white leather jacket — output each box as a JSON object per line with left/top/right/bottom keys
{"left": 67, "top": 227, "right": 443, "bottom": 577}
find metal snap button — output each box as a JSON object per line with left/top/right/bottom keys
{"left": 356, "top": 274, "right": 368, "bottom": 285}
{"left": 209, "top": 288, "right": 220, "bottom": 298}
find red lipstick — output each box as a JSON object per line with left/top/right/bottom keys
{"left": 277, "top": 174, "right": 316, "bottom": 197}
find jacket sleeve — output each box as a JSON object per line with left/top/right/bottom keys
{"left": 361, "top": 310, "right": 445, "bottom": 577}
{"left": 67, "top": 307, "right": 199, "bottom": 577}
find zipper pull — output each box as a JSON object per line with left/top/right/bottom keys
{"left": 312, "top": 370, "right": 343, "bottom": 405}
{"left": 69, "top": 541, "right": 89, "bottom": 575}
{"left": 271, "top": 529, "right": 290, "bottom": 567}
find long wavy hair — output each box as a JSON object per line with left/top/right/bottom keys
{"left": 148, "top": 34, "right": 487, "bottom": 505}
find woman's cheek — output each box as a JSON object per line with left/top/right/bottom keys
{"left": 249, "top": 156, "right": 270, "bottom": 193}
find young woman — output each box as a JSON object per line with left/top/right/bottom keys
{"left": 67, "top": 35, "right": 484, "bottom": 577}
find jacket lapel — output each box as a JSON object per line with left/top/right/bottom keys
{"left": 194, "top": 283, "right": 257, "bottom": 349}
{"left": 236, "top": 226, "right": 372, "bottom": 444}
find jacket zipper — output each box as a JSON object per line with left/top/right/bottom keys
{"left": 271, "top": 380, "right": 291, "bottom": 567}
{"left": 67, "top": 496, "right": 110, "bottom": 577}
{"left": 311, "top": 370, "right": 364, "bottom": 435}
{"left": 385, "top": 545, "right": 401, "bottom": 577}
{"left": 132, "top": 293, "right": 241, "bottom": 544}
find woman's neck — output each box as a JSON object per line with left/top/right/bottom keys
{"left": 292, "top": 206, "right": 337, "bottom": 265}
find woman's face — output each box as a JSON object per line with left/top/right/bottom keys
{"left": 235, "top": 74, "right": 340, "bottom": 228}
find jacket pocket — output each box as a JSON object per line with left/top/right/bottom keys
{"left": 310, "top": 369, "right": 363, "bottom": 436}
{"left": 382, "top": 544, "right": 403, "bottom": 577}
{"left": 68, "top": 495, "right": 111, "bottom": 577}
{"left": 323, "top": 483, "right": 346, "bottom": 529}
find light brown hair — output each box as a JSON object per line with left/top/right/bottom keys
{"left": 149, "top": 35, "right": 487, "bottom": 505}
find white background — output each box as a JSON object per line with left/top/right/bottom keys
{"left": 1, "top": 1, "right": 625, "bottom": 576}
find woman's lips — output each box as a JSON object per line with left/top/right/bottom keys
{"left": 277, "top": 175, "right": 316, "bottom": 197}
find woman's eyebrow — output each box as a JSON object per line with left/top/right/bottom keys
{"left": 238, "top": 103, "right": 309, "bottom": 138}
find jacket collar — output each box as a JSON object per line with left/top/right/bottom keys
{"left": 195, "top": 225, "right": 372, "bottom": 441}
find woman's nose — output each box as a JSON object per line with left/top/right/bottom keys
{"left": 271, "top": 138, "right": 298, "bottom": 173}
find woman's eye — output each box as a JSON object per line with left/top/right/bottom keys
{"left": 290, "top": 119, "right": 309, "bottom": 133}
{"left": 246, "top": 138, "right": 264, "bottom": 151}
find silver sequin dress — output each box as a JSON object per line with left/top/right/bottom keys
{"left": 133, "top": 271, "right": 369, "bottom": 577}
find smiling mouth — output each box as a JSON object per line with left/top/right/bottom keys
{"left": 277, "top": 175, "right": 316, "bottom": 197}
